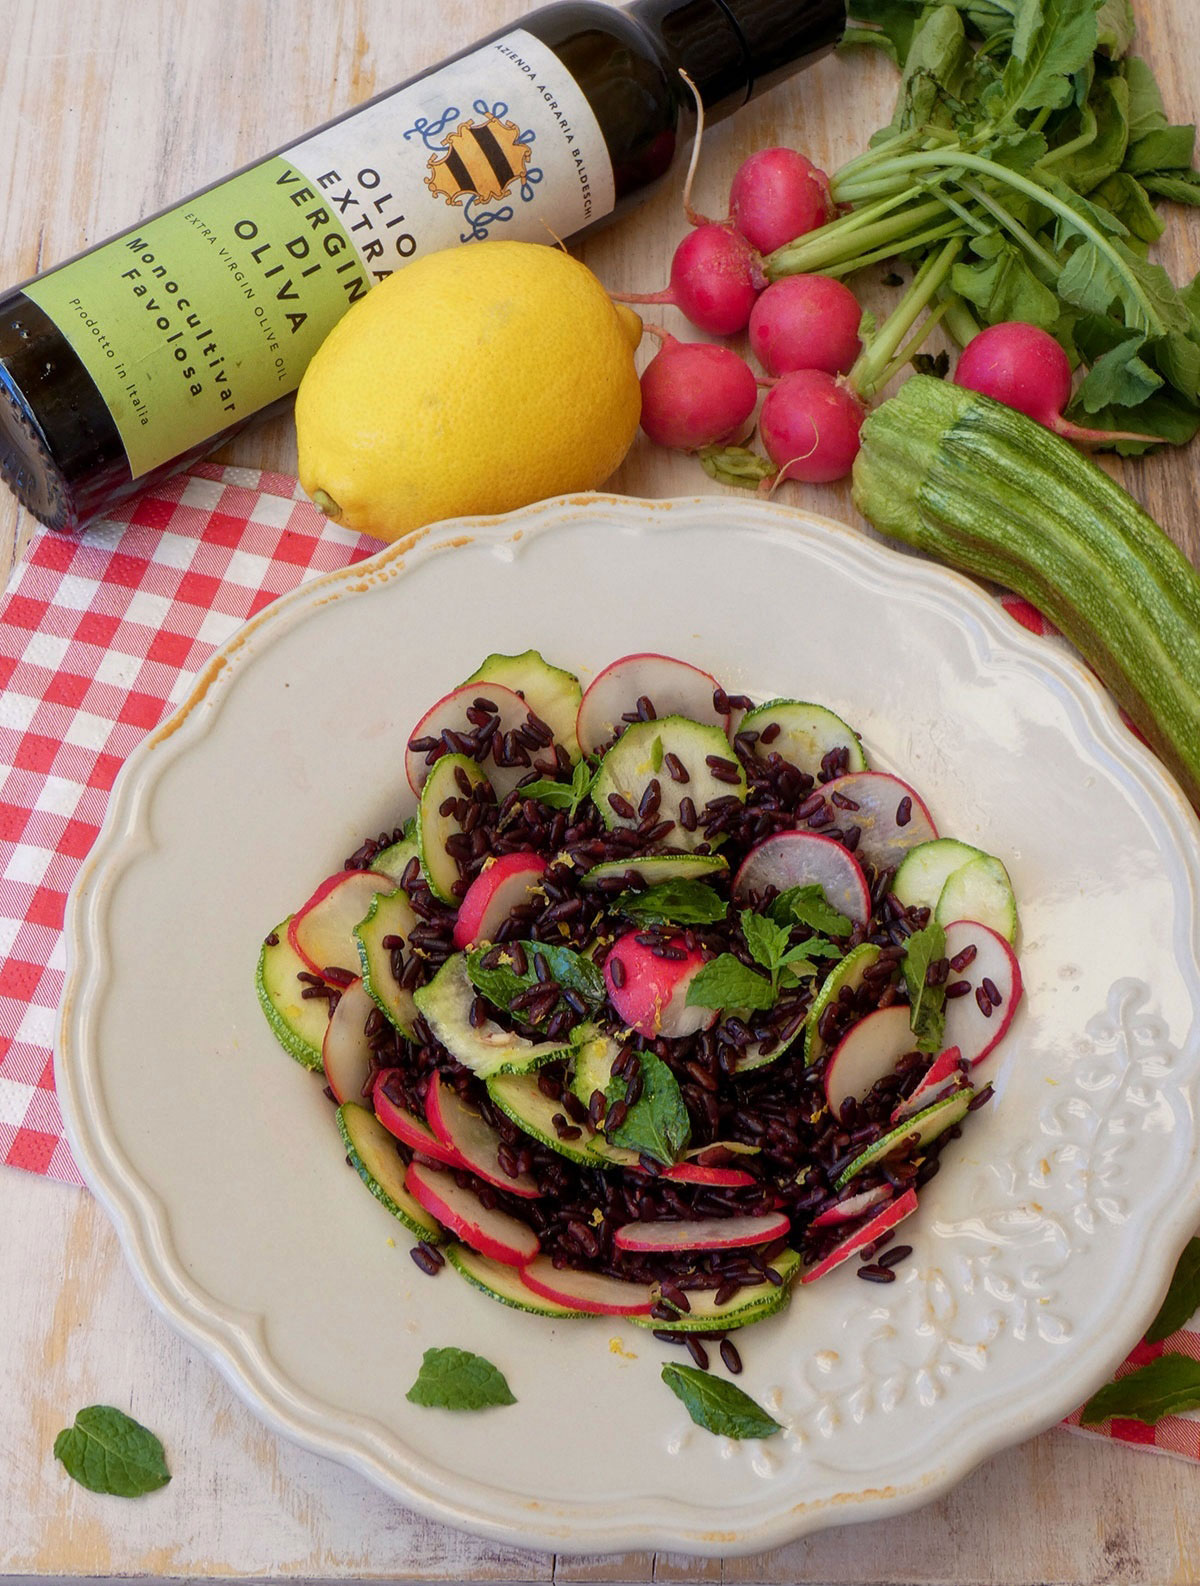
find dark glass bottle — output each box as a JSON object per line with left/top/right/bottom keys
{"left": 0, "top": 0, "right": 844, "bottom": 533}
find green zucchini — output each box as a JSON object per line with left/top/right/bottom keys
{"left": 853, "top": 376, "right": 1200, "bottom": 810}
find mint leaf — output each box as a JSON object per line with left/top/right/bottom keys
{"left": 406, "top": 1347, "right": 516, "bottom": 1410}
{"left": 517, "top": 757, "right": 595, "bottom": 817}
{"left": 742, "top": 911, "right": 792, "bottom": 977}
{"left": 613, "top": 879, "right": 728, "bottom": 926}
{"left": 467, "top": 941, "right": 604, "bottom": 1020}
{"left": 1145, "top": 1238, "right": 1200, "bottom": 1343}
{"left": 53, "top": 1406, "right": 170, "bottom": 1497}
{"left": 661, "top": 1365, "right": 782, "bottom": 1439}
{"left": 604, "top": 1049, "right": 691, "bottom": 1163}
{"left": 768, "top": 883, "right": 853, "bottom": 938}
{"left": 902, "top": 922, "right": 948, "bottom": 1053}
{"left": 1080, "top": 1353, "right": 1200, "bottom": 1426}
{"left": 685, "top": 954, "right": 776, "bottom": 1012}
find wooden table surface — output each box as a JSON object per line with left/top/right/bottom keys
{"left": 3, "top": 3, "right": 1200, "bottom": 1582}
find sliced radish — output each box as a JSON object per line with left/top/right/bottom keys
{"left": 891, "top": 1045, "right": 965, "bottom": 1123}
{"left": 424, "top": 1073, "right": 540, "bottom": 1199}
{"left": 453, "top": 852, "right": 548, "bottom": 950}
{"left": 941, "top": 919, "right": 1023, "bottom": 1065}
{"left": 810, "top": 1184, "right": 894, "bottom": 1228}
{"left": 321, "top": 978, "right": 376, "bottom": 1105}
{"left": 733, "top": 830, "right": 870, "bottom": 925}
{"left": 576, "top": 653, "right": 729, "bottom": 757}
{"left": 604, "top": 931, "right": 717, "bottom": 1040}
{"left": 288, "top": 869, "right": 393, "bottom": 976}
{"left": 406, "top": 1160, "right": 539, "bottom": 1266}
{"left": 824, "top": 1004, "right": 918, "bottom": 1121}
{"left": 405, "top": 681, "right": 546, "bottom": 799}
{"left": 819, "top": 772, "right": 938, "bottom": 873}
{"left": 658, "top": 1162, "right": 756, "bottom": 1188}
{"left": 519, "top": 1257, "right": 655, "bottom": 1315}
{"left": 372, "top": 1071, "right": 461, "bottom": 1168}
{"left": 801, "top": 1189, "right": 918, "bottom": 1283}
{"left": 613, "top": 1211, "right": 789, "bottom": 1253}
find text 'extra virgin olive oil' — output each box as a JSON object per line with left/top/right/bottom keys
{"left": 0, "top": 0, "right": 845, "bottom": 533}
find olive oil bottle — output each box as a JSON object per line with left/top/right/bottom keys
{"left": 0, "top": 0, "right": 844, "bottom": 532}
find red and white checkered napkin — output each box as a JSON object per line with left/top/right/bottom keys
{"left": 0, "top": 463, "right": 379, "bottom": 1183}
{"left": 0, "top": 477, "right": 1192, "bottom": 1455}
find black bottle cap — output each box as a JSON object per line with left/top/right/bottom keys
{"left": 632, "top": 0, "right": 845, "bottom": 119}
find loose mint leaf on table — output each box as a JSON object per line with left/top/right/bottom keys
{"left": 1080, "top": 1354, "right": 1200, "bottom": 1426}
{"left": 1145, "top": 1237, "right": 1200, "bottom": 1344}
{"left": 685, "top": 953, "right": 775, "bottom": 1013}
{"left": 406, "top": 1347, "right": 516, "bottom": 1410}
{"left": 613, "top": 879, "right": 728, "bottom": 926}
{"left": 902, "top": 921, "right": 948, "bottom": 1053}
{"left": 661, "top": 1365, "right": 782, "bottom": 1439}
{"left": 54, "top": 1406, "right": 171, "bottom": 1497}
{"left": 466, "top": 941, "right": 604, "bottom": 1018}
{"left": 605, "top": 1050, "right": 691, "bottom": 1163}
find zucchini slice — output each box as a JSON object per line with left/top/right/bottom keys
{"left": 337, "top": 1103, "right": 444, "bottom": 1241}
{"left": 445, "top": 1244, "right": 590, "bottom": 1317}
{"left": 256, "top": 917, "right": 328, "bottom": 1070}
{"left": 591, "top": 716, "right": 746, "bottom": 851}
{"left": 355, "top": 887, "right": 419, "bottom": 1035}
{"left": 580, "top": 853, "right": 729, "bottom": 888}
{"left": 834, "top": 1090, "right": 973, "bottom": 1189}
{"left": 417, "top": 753, "right": 491, "bottom": 904}
{"left": 803, "top": 942, "right": 884, "bottom": 1067}
{"left": 737, "top": 700, "right": 867, "bottom": 777}
{"left": 373, "top": 832, "right": 419, "bottom": 886}
{"left": 631, "top": 1249, "right": 801, "bottom": 1332}
{"left": 413, "top": 953, "right": 573, "bottom": 1079}
{"left": 934, "top": 853, "right": 1018, "bottom": 942}
{"left": 892, "top": 838, "right": 985, "bottom": 913}
{"left": 464, "top": 648, "right": 583, "bottom": 764}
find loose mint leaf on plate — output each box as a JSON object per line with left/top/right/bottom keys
{"left": 605, "top": 1050, "right": 691, "bottom": 1164}
{"left": 902, "top": 921, "right": 948, "bottom": 1053}
{"left": 1080, "top": 1353, "right": 1200, "bottom": 1426}
{"left": 661, "top": 1364, "right": 782, "bottom": 1439}
{"left": 613, "top": 879, "right": 728, "bottom": 926}
{"left": 685, "top": 953, "right": 775, "bottom": 1012}
{"left": 406, "top": 1347, "right": 516, "bottom": 1410}
{"left": 1145, "top": 1237, "right": 1200, "bottom": 1343}
{"left": 54, "top": 1406, "right": 171, "bottom": 1497}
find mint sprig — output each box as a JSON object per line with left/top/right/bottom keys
{"left": 768, "top": 883, "right": 853, "bottom": 938}
{"left": 515, "top": 757, "right": 596, "bottom": 817}
{"left": 901, "top": 921, "right": 948, "bottom": 1053}
{"left": 406, "top": 1347, "right": 516, "bottom": 1410}
{"left": 54, "top": 1406, "right": 171, "bottom": 1497}
{"left": 689, "top": 908, "right": 839, "bottom": 1012}
{"left": 614, "top": 879, "right": 728, "bottom": 926}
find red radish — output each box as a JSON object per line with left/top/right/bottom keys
{"left": 639, "top": 330, "right": 760, "bottom": 451}
{"left": 733, "top": 831, "right": 870, "bottom": 926}
{"left": 819, "top": 772, "right": 938, "bottom": 873}
{"left": 613, "top": 1210, "right": 790, "bottom": 1253}
{"left": 288, "top": 869, "right": 392, "bottom": 976}
{"left": 604, "top": 931, "right": 718, "bottom": 1040}
{"left": 453, "top": 852, "right": 547, "bottom": 950}
{"left": 613, "top": 224, "right": 765, "bottom": 336}
{"left": 405, "top": 681, "right": 540, "bottom": 797}
{"left": 748, "top": 275, "right": 863, "bottom": 377}
{"left": 729, "top": 147, "right": 835, "bottom": 256}
{"left": 953, "top": 322, "right": 1160, "bottom": 446}
{"left": 576, "top": 653, "right": 728, "bottom": 757}
{"left": 810, "top": 1184, "right": 894, "bottom": 1228}
{"left": 801, "top": 1188, "right": 918, "bottom": 1283}
{"left": 941, "top": 919, "right": 1023, "bottom": 1065}
{"left": 520, "top": 1257, "right": 655, "bottom": 1316}
{"left": 658, "top": 1162, "right": 755, "bottom": 1188}
{"left": 372, "top": 1071, "right": 461, "bottom": 1168}
{"left": 759, "top": 369, "right": 865, "bottom": 484}
{"left": 321, "top": 979, "right": 376, "bottom": 1105}
{"left": 892, "top": 1046, "right": 965, "bottom": 1123}
{"left": 424, "top": 1073, "right": 540, "bottom": 1199}
{"left": 406, "top": 1161, "right": 539, "bottom": 1266}
{"left": 824, "top": 1004, "right": 918, "bottom": 1121}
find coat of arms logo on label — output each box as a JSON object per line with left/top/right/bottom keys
{"left": 425, "top": 112, "right": 531, "bottom": 206}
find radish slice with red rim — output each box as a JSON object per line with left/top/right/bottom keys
{"left": 405, "top": 681, "right": 555, "bottom": 799}
{"left": 576, "top": 652, "right": 729, "bottom": 757}
{"left": 941, "top": 919, "right": 1023, "bottom": 1065}
{"left": 604, "top": 931, "right": 717, "bottom": 1040}
{"left": 801, "top": 1189, "right": 918, "bottom": 1282}
{"left": 288, "top": 869, "right": 393, "bottom": 977}
{"left": 824, "top": 1004, "right": 918, "bottom": 1121}
{"left": 810, "top": 1183, "right": 894, "bottom": 1228}
{"left": 406, "top": 1161, "right": 540, "bottom": 1266}
{"left": 613, "top": 1211, "right": 789, "bottom": 1253}
{"left": 453, "top": 852, "right": 548, "bottom": 950}
{"left": 818, "top": 772, "right": 938, "bottom": 873}
{"left": 733, "top": 830, "right": 870, "bottom": 925}
{"left": 372, "top": 1071, "right": 461, "bottom": 1168}
{"left": 520, "top": 1258, "right": 655, "bottom": 1316}
{"left": 321, "top": 979, "right": 375, "bottom": 1106}
{"left": 891, "top": 1045, "right": 966, "bottom": 1123}
{"left": 424, "top": 1073, "right": 540, "bottom": 1199}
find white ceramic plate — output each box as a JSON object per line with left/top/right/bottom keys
{"left": 59, "top": 494, "right": 1200, "bottom": 1557}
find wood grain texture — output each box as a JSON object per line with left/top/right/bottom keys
{"left": 2, "top": 2, "right": 1200, "bottom": 1580}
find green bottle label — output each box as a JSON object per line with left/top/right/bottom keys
{"left": 23, "top": 30, "right": 613, "bottom": 480}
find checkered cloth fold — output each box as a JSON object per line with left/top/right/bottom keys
{"left": 0, "top": 465, "right": 1193, "bottom": 1455}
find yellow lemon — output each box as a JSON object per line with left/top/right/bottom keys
{"left": 296, "top": 241, "right": 642, "bottom": 541}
